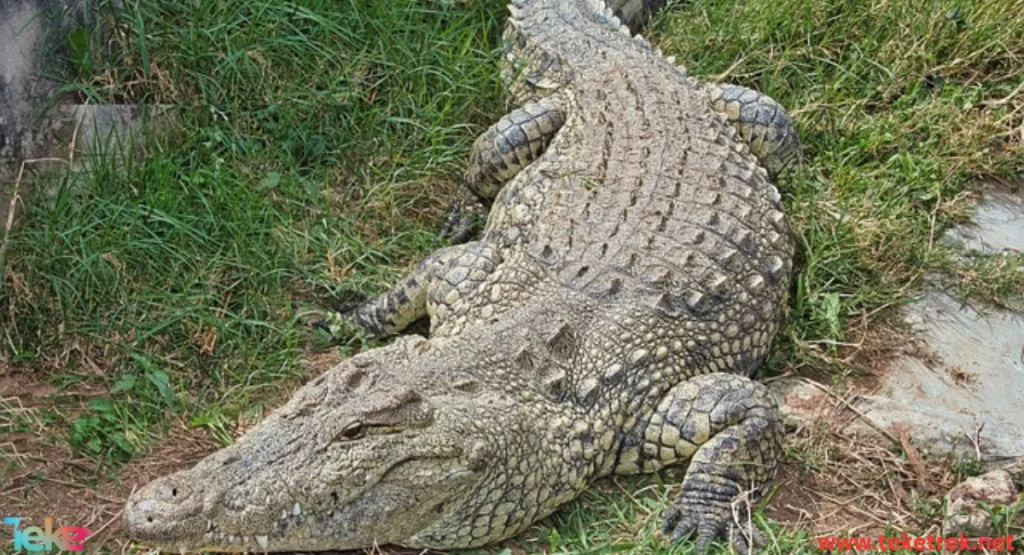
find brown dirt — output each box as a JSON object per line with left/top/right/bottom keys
{"left": 765, "top": 328, "right": 967, "bottom": 547}
{"left": 0, "top": 349, "right": 347, "bottom": 555}
{"left": 767, "top": 424, "right": 959, "bottom": 541}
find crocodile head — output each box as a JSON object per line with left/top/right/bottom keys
{"left": 123, "top": 336, "right": 501, "bottom": 552}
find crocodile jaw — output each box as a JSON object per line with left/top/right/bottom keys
{"left": 123, "top": 456, "right": 474, "bottom": 553}
{"left": 123, "top": 346, "right": 489, "bottom": 552}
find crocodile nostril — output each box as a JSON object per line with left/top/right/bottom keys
{"left": 171, "top": 488, "right": 178, "bottom": 497}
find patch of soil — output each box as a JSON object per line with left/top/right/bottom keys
{"left": 0, "top": 348, "right": 347, "bottom": 554}
{"left": 834, "top": 320, "right": 939, "bottom": 391}
{"left": 767, "top": 400, "right": 960, "bottom": 542}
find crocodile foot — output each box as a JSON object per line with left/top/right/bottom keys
{"left": 440, "top": 193, "right": 488, "bottom": 244}
{"left": 293, "top": 294, "right": 374, "bottom": 342}
{"left": 661, "top": 490, "right": 765, "bottom": 554}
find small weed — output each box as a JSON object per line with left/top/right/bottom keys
{"left": 909, "top": 493, "right": 944, "bottom": 522}
{"left": 68, "top": 398, "right": 136, "bottom": 462}
{"left": 952, "top": 456, "right": 987, "bottom": 479}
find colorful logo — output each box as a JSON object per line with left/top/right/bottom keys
{"left": 3, "top": 517, "right": 93, "bottom": 552}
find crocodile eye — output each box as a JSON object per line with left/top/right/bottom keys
{"left": 340, "top": 421, "right": 364, "bottom": 439}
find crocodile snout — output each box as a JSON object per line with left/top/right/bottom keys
{"left": 124, "top": 474, "right": 206, "bottom": 545}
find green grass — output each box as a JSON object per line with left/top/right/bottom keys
{"left": 3, "top": 0, "right": 507, "bottom": 465}
{"left": 481, "top": 476, "right": 820, "bottom": 555}
{"left": 0, "top": 0, "right": 1022, "bottom": 553}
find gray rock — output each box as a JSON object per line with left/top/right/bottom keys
{"left": 843, "top": 190, "right": 1024, "bottom": 459}
{"left": 767, "top": 377, "right": 832, "bottom": 428}
{"left": 943, "top": 469, "right": 1019, "bottom": 538}
{"left": 853, "top": 289, "right": 1024, "bottom": 457}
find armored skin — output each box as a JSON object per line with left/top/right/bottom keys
{"left": 123, "top": 0, "right": 799, "bottom": 552}
{"left": 441, "top": 0, "right": 799, "bottom": 243}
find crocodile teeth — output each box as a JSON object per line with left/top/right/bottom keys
{"left": 281, "top": 509, "right": 289, "bottom": 520}
{"left": 293, "top": 502, "right": 302, "bottom": 516}
{"left": 179, "top": 547, "right": 188, "bottom": 555}
{"left": 256, "top": 536, "right": 269, "bottom": 549}
{"left": 666, "top": 56, "right": 677, "bottom": 65}
{"left": 206, "top": 520, "right": 213, "bottom": 532}
{"left": 242, "top": 536, "right": 250, "bottom": 544}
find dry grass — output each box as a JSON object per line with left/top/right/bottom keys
{"left": 769, "top": 404, "right": 961, "bottom": 540}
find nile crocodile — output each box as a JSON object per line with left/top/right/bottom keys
{"left": 123, "top": 0, "right": 799, "bottom": 552}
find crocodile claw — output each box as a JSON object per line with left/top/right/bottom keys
{"left": 661, "top": 501, "right": 763, "bottom": 554}
{"left": 440, "top": 195, "right": 488, "bottom": 244}
{"left": 294, "top": 305, "right": 347, "bottom": 341}
{"left": 292, "top": 296, "right": 372, "bottom": 342}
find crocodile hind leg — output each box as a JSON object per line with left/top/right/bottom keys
{"left": 441, "top": 94, "right": 566, "bottom": 244}
{"left": 706, "top": 83, "right": 801, "bottom": 178}
{"left": 329, "top": 241, "right": 502, "bottom": 338}
{"left": 615, "top": 373, "right": 783, "bottom": 553}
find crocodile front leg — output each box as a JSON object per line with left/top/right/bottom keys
{"left": 332, "top": 241, "right": 502, "bottom": 338}
{"left": 616, "top": 373, "right": 783, "bottom": 553}
{"left": 441, "top": 94, "right": 566, "bottom": 243}
{"left": 706, "top": 84, "right": 801, "bottom": 179}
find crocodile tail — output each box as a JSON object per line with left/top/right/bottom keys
{"left": 507, "top": 0, "right": 652, "bottom": 39}
{"left": 507, "top": 0, "right": 668, "bottom": 32}
{"left": 603, "top": 0, "right": 669, "bottom": 32}
{"left": 505, "top": 0, "right": 672, "bottom": 67}
{"left": 590, "top": 0, "right": 672, "bottom": 55}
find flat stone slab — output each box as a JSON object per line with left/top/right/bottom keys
{"left": 854, "top": 190, "right": 1024, "bottom": 457}
{"left": 854, "top": 289, "right": 1024, "bottom": 456}
{"left": 943, "top": 190, "right": 1024, "bottom": 255}
{"left": 1, "top": 103, "right": 181, "bottom": 209}
{"left": 58, "top": 103, "right": 182, "bottom": 163}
